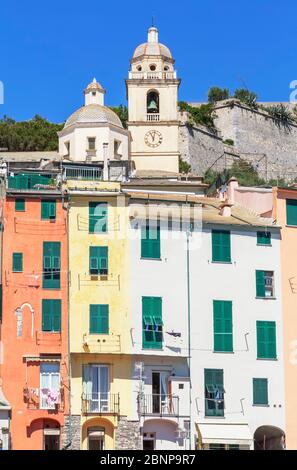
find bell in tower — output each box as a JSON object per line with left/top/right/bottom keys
{"left": 147, "top": 91, "right": 159, "bottom": 114}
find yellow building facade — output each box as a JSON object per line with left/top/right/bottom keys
{"left": 66, "top": 179, "right": 139, "bottom": 450}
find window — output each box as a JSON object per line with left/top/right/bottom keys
{"left": 256, "top": 321, "right": 276, "bottom": 359}
{"left": 83, "top": 365, "right": 109, "bottom": 413}
{"left": 15, "top": 198, "right": 25, "bottom": 211}
{"left": 88, "top": 137, "right": 96, "bottom": 151}
{"left": 212, "top": 230, "right": 231, "bottom": 262}
{"left": 141, "top": 222, "right": 160, "bottom": 259}
{"left": 114, "top": 140, "right": 122, "bottom": 156}
{"left": 256, "top": 270, "right": 274, "bottom": 298}
{"left": 213, "top": 300, "right": 233, "bottom": 352}
{"left": 89, "top": 305, "right": 109, "bottom": 334}
{"left": 253, "top": 378, "right": 268, "bottom": 405}
{"left": 286, "top": 199, "right": 297, "bottom": 226}
{"left": 12, "top": 252, "right": 23, "bottom": 272}
{"left": 147, "top": 91, "right": 159, "bottom": 113}
{"left": 257, "top": 231, "right": 271, "bottom": 245}
{"left": 40, "top": 363, "right": 60, "bottom": 409}
{"left": 43, "top": 242, "right": 61, "bottom": 289}
{"left": 41, "top": 200, "right": 56, "bottom": 220}
{"left": 42, "top": 299, "right": 61, "bottom": 332}
{"left": 64, "top": 141, "right": 70, "bottom": 157}
{"left": 142, "top": 297, "right": 163, "bottom": 349}
{"left": 89, "top": 202, "right": 108, "bottom": 233}
{"left": 89, "top": 246, "right": 108, "bottom": 275}
{"left": 204, "top": 369, "right": 224, "bottom": 417}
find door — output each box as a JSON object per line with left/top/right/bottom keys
{"left": 143, "top": 439, "right": 155, "bottom": 450}
{"left": 91, "top": 366, "right": 109, "bottom": 412}
{"left": 40, "top": 363, "right": 60, "bottom": 409}
{"left": 44, "top": 434, "right": 60, "bottom": 450}
{"left": 152, "top": 372, "right": 169, "bottom": 413}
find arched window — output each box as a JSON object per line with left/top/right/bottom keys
{"left": 147, "top": 91, "right": 159, "bottom": 114}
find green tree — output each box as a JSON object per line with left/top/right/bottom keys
{"left": 208, "top": 86, "right": 230, "bottom": 104}
{"left": 0, "top": 115, "right": 63, "bottom": 151}
{"left": 234, "top": 88, "right": 258, "bottom": 108}
{"left": 179, "top": 101, "right": 215, "bottom": 128}
{"left": 179, "top": 156, "right": 191, "bottom": 173}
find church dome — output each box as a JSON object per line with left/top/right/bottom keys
{"left": 64, "top": 104, "right": 123, "bottom": 129}
{"left": 132, "top": 27, "right": 173, "bottom": 61}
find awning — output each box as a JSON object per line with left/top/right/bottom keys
{"left": 196, "top": 423, "right": 253, "bottom": 446}
{"left": 23, "top": 355, "right": 61, "bottom": 363}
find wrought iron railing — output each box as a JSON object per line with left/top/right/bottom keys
{"left": 137, "top": 394, "right": 179, "bottom": 416}
{"left": 23, "top": 386, "right": 64, "bottom": 411}
{"left": 82, "top": 393, "right": 120, "bottom": 414}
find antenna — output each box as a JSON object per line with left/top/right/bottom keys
{"left": 152, "top": 16, "right": 155, "bottom": 27}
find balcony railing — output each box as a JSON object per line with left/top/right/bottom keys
{"left": 64, "top": 166, "right": 102, "bottom": 181}
{"left": 23, "top": 387, "right": 64, "bottom": 411}
{"left": 82, "top": 393, "right": 120, "bottom": 415}
{"left": 138, "top": 394, "right": 179, "bottom": 416}
{"left": 82, "top": 333, "right": 121, "bottom": 353}
{"left": 128, "top": 71, "right": 177, "bottom": 80}
{"left": 147, "top": 114, "right": 160, "bottom": 121}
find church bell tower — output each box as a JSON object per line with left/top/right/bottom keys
{"left": 126, "top": 27, "right": 181, "bottom": 173}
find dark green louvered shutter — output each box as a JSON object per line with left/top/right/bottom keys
{"left": 90, "top": 305, "right": 99, "bottom": 333}
{"left": 89, "top": 246, "right": 108, "bottom": 274}
{"left": 89, "top": 304, "right": 109, "bottom": 334}
{"left": 286, "top": 199, "right": 297, "bottom": 226}
{"left": 52, "top": 300, "right": 61, "bottom": 331}
{"left": 42, "top": 300, "right": 52, "bottom": 331}
{"left": 99, "top": 305, "right": 109, "bottom": 334}
{"left": 15, "top": 199, "right": 25, "bottom": 211}
{"left": 257, "top": 231, "right": 271, "bottom": 245}
{"left": 42, "top": 299, "right": 61, "bottom": 332}
{"left": 41, "top": 200, "right": 56, "bottom": 220}
{"left": 43, "top": 242, "right": 61, "bottom": 289}
{"left": 142, "top": 296, "right": 162, "bottom": 349}
{"left": 257, "top": 321, "right": 276, "bottom": 359}
{"left": 212, "top": 230, "right": 231, "bottom": 262}
{"left": 213, "top": 300, "right": 233, "bottom": 352}
{"left": 12, "top": 253, "right": 23, "bottom": 272}
{"left": 253, "top": 378, "right": 268, "bottom": 405}
{"left": 89, "top": 202, "right": 108, "bottom": 233}
{"left": 141, "top": 223, "right": 161, "bottom": 259}
{"left": 256, "top": 270, "right": 265, "bottom": 297}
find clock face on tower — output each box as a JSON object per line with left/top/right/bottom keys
{"left": 144, "top": 130, "right": 163, "bottom": 148}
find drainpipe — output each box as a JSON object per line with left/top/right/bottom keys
{"left": 186, "top": 199, "right": 193, "bottom": 450}
{"left": 103, "top": 143, "right": 109, "bottom": 181}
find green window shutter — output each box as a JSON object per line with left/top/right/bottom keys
{"left": 42, "top": 299, "right": 61, "bottom": 332}
{"left": 12, "top": 253, "right": 23, "bottom": 272}
{"left": 43, "top": 242, "right": 61, "bottom": 289}
{"left": 204, "top": 369, "right": 224, "bottom": 417}
{"left": 142, "top": 296, "right": 163, "bottom": 349}
{"left": 213, "top": 300, "right": 233, "bottom": 352}
{"left": 89, "top": 202, "right": 108, "bottom": 233}
{"left": 286, "top": 199, "right": 297, "bottom": 226}
{"left": 41, "top": 200, "right": 56, "bottom": 220}
{"left": 89, "top": 304, "right": 109, "bottom": 334}
{"left": 257, "top": 321, "right": 276, "bottom": 359}
{"left": 141, "top": 223, "right": 161, "bottom": 259}
{"left": 253, "top": 378, "right": 268, "bottom": 405}
{"left": 257, "top": 231, "right": 271, "bottom": 245}
{"left": 89, "top": 246, "right": 108, "bottom": 274}
{"left": 256, "top": 270, "right": 265, "bottom": 297}
{"left": 15, "top": 199, "right": 25, "bottom": 211}
{"left": 212, "top": 230, "right": 231, "bottom": 262}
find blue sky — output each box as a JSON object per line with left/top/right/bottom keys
{"left": 0, "top": 0, "right": 296, "bottom": 122}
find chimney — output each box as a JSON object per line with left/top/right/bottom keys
{"left": 219, "top": 201, "right": 232, "bottom": 217}
{"left": 227, "top": 176, "right": 239, "bottom": 205}
{"left": 103, "top": 143, "right": 109, "bottom": 181}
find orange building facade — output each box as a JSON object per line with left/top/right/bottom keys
{"left": 0, "top": 182, "right": 69, "bottom": 450}
{"left": 272, "top": 187, "right": 297, "bottom": 449}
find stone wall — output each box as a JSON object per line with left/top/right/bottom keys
{"left": 115, "top": 416, "right": 141, "bottom": 450}
{"left": 61, "top": 415, "right": 81, "bottom": 450}
{"left": 213, "top": 101, "right": 297, "bottom": 180}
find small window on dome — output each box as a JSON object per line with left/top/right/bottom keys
{"left": 137, "top": 65, "right": 142, "bottom": 71}
{"left": 149, "top": 64, "right": 156, "bottom": 71}
{"left": 164, "top": 65, "right": 169, "bottom": 71}
{"left": 92, "top": 91, "right": 96, "bottom": 96}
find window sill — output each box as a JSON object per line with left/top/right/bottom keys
{"left": 140, "top": 257, "right": 162, "bottom": 261}
{"left": 256, "top": 357, "right": 278, "bottom": 361}
{"left": 257, "top": 244, "right": 272, "bottom": 247}
{"left": 213, "top": 350, "right": 234, "bottom": 354}
{"left": 12, "top": 271, "right": 22, "bottom": 273}
{"left": 204, "top": 415, "right": 225, "bottom": 419}
{"left": 286, "top": 225, "right": 297, "bottom": 228}
{"left": 89, "top": 333, "right": 109, "bottom": 336}
{"left": 255, "top": 296, "right": 276, "bottom": 300}
{"left": 211, "top": 261, "right": 232, "bottom": 264}
{"left": 252, "top": 404, "right": 269, "bottom": 407}
{"left": 142, "top": 347, "right": 163, "bottom": 351}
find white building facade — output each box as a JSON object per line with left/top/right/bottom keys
{"left": 128, "top": 195, "right": 286, "bottom": 450}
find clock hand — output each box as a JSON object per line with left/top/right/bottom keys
{"left": 151, "top": 131, "right": 156, "bottom": 142}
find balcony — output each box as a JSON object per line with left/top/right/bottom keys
{"left": 82, "top": 333, "right": 121, "bottom": 353}
{"left": 64, "top": 166, "right": 102, "bottom": 181}
{"left": 128, "top": 71, "right": 177, "bottom": 80}
{"left": 23, "top": 386, "right": 64, "bottom": 412}
{"left": 82, "top": 393, "right": 120, "bottom": 415}
{"left": 138, "top": 394, "right": 179, "bottom": 417}
{"left": 147, "top": 114, "right": 160, "bottom": 122}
